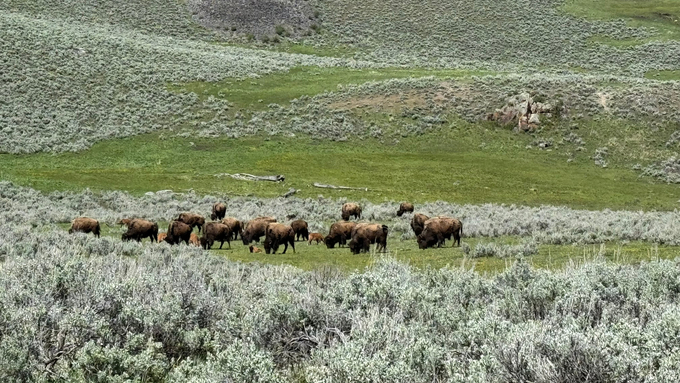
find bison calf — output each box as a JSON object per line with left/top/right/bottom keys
{"left": 249, "top": 245, "right": 263, "bottom": 253}
{"left": 69, "top": 217, "right": 101, "bottom": 237}
{"left": 308, "top": 233, "right": 324, "bottom": 245}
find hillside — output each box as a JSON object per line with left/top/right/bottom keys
{"left": 3, "top": 0, "right": 680, "bottom": 381}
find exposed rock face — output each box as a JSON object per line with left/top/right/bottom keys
{"left": 187, "top": 0, "right": 318, "bottom": 38}
{"left": 487, "top": 93, "right": 553, "bottom": 132}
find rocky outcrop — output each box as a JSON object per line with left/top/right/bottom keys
{"left": 487, "top": 93, "right": 553, "bottom": 133}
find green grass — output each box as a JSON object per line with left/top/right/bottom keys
{"left": 59, "top": 222, "right": 679, "bottom": 273}
{"left": 645, "top": 69, "right": 680, "bottom": 80}
{"left": 587, "top": 35, "right": 647, "bottom": 48}
{"left": 169, "top": 66, "right": 491, "bottom": 111}
{"left": 563, "top": 0, "right": 680, "bottom": 40}
{"left": 3, "top": 121, "right": 680, "bottom": 210}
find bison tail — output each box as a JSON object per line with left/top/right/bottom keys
{"left": 460, "top": 221, "right": 463, "bottom": 238}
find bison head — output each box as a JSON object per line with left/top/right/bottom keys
{"left": 210, "top": 212, "right": 217, "bottom": 221}
{"left": 121, "top": 233, "right": 132, "bottom": 241}
{"left": 348, "top": 239, "right": 362, "bottom": 254}
{"left": 324, "top": 235, "right": 337, "bottom": 248}
{"left": 417, "top": 234, "right": 437, "bottom": 249}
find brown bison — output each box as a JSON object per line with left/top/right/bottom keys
{"left": 341, "top": 203, "right": 362, "bottom": 221}
{"left": 348, "top": 223, "right": 388, "bottom": 254}
{"left": 417, "top": 217, "right": 463, "bottom": 249}
{"left": 263, "top": 223, "right": 295, "bottom": 254}
{"left": 165, "top": 220, "right": 192, "bottom": 245}
{"left": 249, "top": 245, "right": 263, "bottom": 253}
{"left": 211, "top": 202, "right": 227, "bottom": 221}
{"left": 308, "top": 233, "right": 324, "bottom": 245}
{"left": 177, "top": 213, "right": 206, "bottom": 233}
{"left": 201, "top": 222, "right": 232, "bottom": 249}
{"left": 324, "top": 221, "right": 358, "bottom": 248}
{"left": 158, "top": 232, "right": 167, "bottom": 243}
{"left": 410, "top": 213, "right": 430, "bottom": 237}
{"left": 117, "top": 218, "right": 133, "bottom": 226}
{"left": 397, "top": 202, "right": 414, "bottom": 217}
{"left": 220, "top": 217, "right": 242, "bottom": 240}
{"left": 241, "top": 217, "right": 277, "bottom": 245}
{"left": 121, "top": 219, "right": 158, "bottom": 243}
{"left": 189, "top": 233, "right": 200, "bottom": 247}
{"left": 291, "top": 219, "right": 309, "bottom": 241}
{"left": 69, "top": 217, "right": 101, "bottom": 237}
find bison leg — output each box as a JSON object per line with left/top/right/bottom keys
{"left": 290, "top": 239, "right": 295, "bottom": 253}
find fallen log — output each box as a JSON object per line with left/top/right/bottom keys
{"left": 280, "top": 188, "right": 298, "bottom": 198}
{"left": 214, "top": 173, "right": 285, "bottom": 182}
{"left": 313, "top": 183, "right": 368, "bottom": 191}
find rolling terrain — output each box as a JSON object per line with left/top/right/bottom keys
{"left": 3, "top": 0, "right": 680, "bottom": 381}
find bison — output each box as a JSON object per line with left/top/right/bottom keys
{"left": 211, "top": 202, "right": 227, "bottom": 221}
{"left": 410, "top": 213, "right": 430, "bottom": 237}
{"left": 341, "top": 203, "right": 362, "bottom": 221}
{"left": 417, "top": 217, "right": 463, "bottom": 249}
{"left": 308, "top": 232, "right": 324, "bottom": 245}
{"left": 158, "top": 232, "right": 167, "bottom": 243}
{"left": 121, "top": 219, "right": 158, "bottom": 243}
{"left": 220, "top": 217, "right": 242, "bottom": 240}
{"left": 249, "top": 245, "right": 263, "bottom": 253}
{"left": 263, "top": 223, "right": 295, "bottom": 254}
{"left": 324, "top": 221, "right": 358, "bottom": 248}
{"left": 240, "top": 218, "right": 272, "bottom": 245}
{"left": 69, "top": 217, "right": 101, "bottom": 237}
{"left": 348, "top": 223, "right": 388, "bottom": 254}
{"left": 397, "top": 202, "right": 414, "bottom": 217}
{"left": 291, "top": 219, "right": 309, "bottom": 241}
{"left": 189, "top": 233, "right": 201, "bottom": 247}
{"left": 177, "top": 213, "right": 205, "bottom": 233}
{"left": 165, "top": 220, "right": 192, "bottom": 245}
{"left": 201, "top": 222, "right": 232, "bottom": 249}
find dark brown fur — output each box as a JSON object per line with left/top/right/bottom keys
{"left": 417, "top": 217, "right": 463, "bottom": 249}
{"left": 308, "top": 232, "right": 324, "bottom": 245}
{"left": 348, "top": 223, "right": 388, "bottom": 254}
{"left": 201, "top": 222, "right": 232, "bottom": 249}
{"left": 397, "top": 202, "right": 414, "bottom": 217}
{"left": 263, "top": 223, "right": 295, "bottom": 254}
{"left": 211, "top": 202, "right": 227, "bottom": 221}
{"left": 69, "top": 217, "right": 101, "bottom": 237}
{"left": 177, "top": 213, "right": 206, "bottom": 233}
{"left": 165, "top": 221, "right": 192, "bottom": 245}
{"left": 221, "top": 217, "right": 242, "bottom": 240}
{"left": 410, "top": 213, "right": 430, "bottom": 237}
{"left": 291, "top": 219, "right": 309, "bottom": 241}
{"left": 121, "top": 219, "right": 158, "bottom": 243}
{"left": 341, "top": 203, "right": 362, "bottom": 221}
{"left": 324, "top": 221, "right": 358, "bottom": 248}
{"left": 241, "top": 218, "right": 273, "bottom": 245}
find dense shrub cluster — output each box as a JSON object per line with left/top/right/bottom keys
{"left": 2, "top": 221, "right": 680, "bottom": 381}
{"left": 3, "top": 181, "right": 680, "bottom": 246}
{"left": 0, "top": 9, "right": 370, "bottom": 154}
{"left": 308, "top": 0, "right": 680, "bottom": 75}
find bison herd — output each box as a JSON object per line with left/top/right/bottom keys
{"left": 68, "top": 202, "right": 463, "bottom": 254}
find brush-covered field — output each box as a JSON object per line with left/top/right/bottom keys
{"left": 4, "top": 0, "right": 680, "bottom": 380}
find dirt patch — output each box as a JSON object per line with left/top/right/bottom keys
{"left": 188, "top": 0, "right": 318, "bottom": 38}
